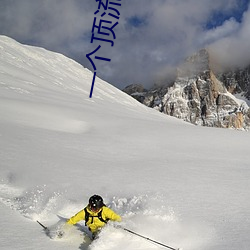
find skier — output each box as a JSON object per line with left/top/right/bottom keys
{"left": 66, "top": 194, "right": 121, "bottom": 239}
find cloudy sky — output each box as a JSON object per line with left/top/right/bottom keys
{"left": 0, "top": 0, "right": 249, "bottom": 89}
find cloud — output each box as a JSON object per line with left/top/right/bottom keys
{"left": 209, "top": 4, "right": 250, "bottom": 68}
{"left": 200, "top": 18, "right": 240, "bottom": 45}
{"left": 0, "top": 0, "right": 249, "bottom": 89}
{"left": 0, "top": 1, "right": 95, "bottom": 51}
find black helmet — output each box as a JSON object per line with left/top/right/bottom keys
{"left": 89, "top": 195, "right": 104, "bottom": 210}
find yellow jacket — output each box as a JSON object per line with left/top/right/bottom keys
{"left": 67, "top": 206, "right": 121, "bottom": 233}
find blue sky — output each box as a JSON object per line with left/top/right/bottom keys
{"left": 206, "top": 0, "right": 249, "bottom": 28}
{"left": 0, "top": 0, "right": 249, "bottom": 89}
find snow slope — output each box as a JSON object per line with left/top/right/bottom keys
{"left": 0, "top": 35, "right": 250, "bottom": 250}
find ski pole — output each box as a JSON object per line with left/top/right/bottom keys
{"left": 122, "top": 227, "right": 180, "bottom": 250}
{"left": 37, "top": 220, "right": 48, "bottom": 231}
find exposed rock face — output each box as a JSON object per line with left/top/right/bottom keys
{"left": 217, "top": 66, "right": 250, "bottom": 99}
{"left": 123, "top": 49, "right": 250, "bottom": 130}
{"left": 122, "top": 84, "right": 147, "bottom": 103}
{"left": 123, "top": 84, "right": 147, "bottom": 95}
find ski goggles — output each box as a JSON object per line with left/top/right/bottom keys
{"left": 89, "top": 205, "right": 101, "bottom": 212}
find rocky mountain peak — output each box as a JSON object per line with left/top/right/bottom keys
{"left": 177, "top": 49, "right": 210, "bottom": 78}
{"left": 123, "top": 49, "right": 250, "bottom": 130}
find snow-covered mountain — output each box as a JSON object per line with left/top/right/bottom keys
{"left": 124, "top": 49, "right": 250, "bottom": 130}
{"left": 0, "top": 36, "right": 250, "bottom": 250}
